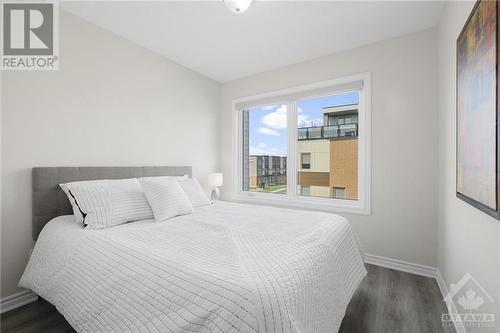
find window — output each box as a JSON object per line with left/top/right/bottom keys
{"left": 297, "top": 92, "right": 358, "bottom": 200}
{"left": 300, "top": 186, "right": 311, "bottom": 196}
{"left": 242, "top": 104, "right": 287, "bottom": 194}
{"left": 333, "top": 187, "right": 346, "bottom": 199}
{"left": 328, "top": 117, "right": 337, "bottom": 126}
{"left": 234, "top": 73, "right": 371, "bottom": 215}
{"left": 301, "top": 153, "right": 311, "bottom": 169}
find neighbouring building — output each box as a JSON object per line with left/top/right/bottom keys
{"left": 249, "top": 155, "right": 287, "bottom": 189}
{"left": 297, "top": 104, "right": 358, "bottom": 200}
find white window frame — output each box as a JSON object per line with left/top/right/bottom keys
{"left": 231, "top": 72, "right": 371, "bottom": 215}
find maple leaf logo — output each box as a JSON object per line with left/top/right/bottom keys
{"left": 457, "top": 288, "right": 484, "bottom": 311}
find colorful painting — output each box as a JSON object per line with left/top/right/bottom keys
{"left": 457, "top": 0, "right": 499, "bottom": 219}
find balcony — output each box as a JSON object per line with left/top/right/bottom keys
{"left": 298, "top": 124, "right": 358, "bottom": 140}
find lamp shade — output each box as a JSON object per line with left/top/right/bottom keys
{"left": 208, "top": 173, "right": 223, "bottom": 187}
{"left": 223, "top": 0, "right": 253, "bottom": 14}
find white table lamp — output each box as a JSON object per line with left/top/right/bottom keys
{"left": 208, "top": 173, "right": 223, "bottom": 200}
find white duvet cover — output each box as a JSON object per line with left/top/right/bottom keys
{"left": 20, "top": 202, "right": 366, "bottom": 333}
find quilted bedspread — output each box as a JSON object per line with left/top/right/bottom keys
{"left": 20, "top": 202, "right": 366, "bottom": 333}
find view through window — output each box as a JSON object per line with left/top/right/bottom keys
{"left": 242, "top": 104, "right": 287, "bottom": 194}
{"left": 241, "top": 90, "right": 360, "bottom": 201}
{"left": 297, "top": 91, "right": 359, "bottom": 200}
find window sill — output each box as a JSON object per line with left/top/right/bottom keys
{"left": 230, "top": 191, "right": 370, "bottom": 216}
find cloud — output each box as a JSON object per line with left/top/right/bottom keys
{"left": 261, "top": 105, "right": 323, "bottom": 129}
{"left": 249, "top": 142, "right": 286, "bottom": 156}
{"left": 261, "top": 105, "right": 277, "bottom": 111}
{"left": 261, "top": 104, "right": 287, "bottom": 129}
{"left": 257, "top": 127, "right": 280, "bottom": 136}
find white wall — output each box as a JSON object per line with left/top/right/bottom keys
{"left": 221, "top": 29, "right": 439, "bottom": 267}
{"left": 438, "top": 2, "right": 500, "bottom": 331}
{"left": 0, "top": 11, "right": 221, "bottom": 298}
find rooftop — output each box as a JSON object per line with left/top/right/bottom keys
{"left": 322, "top": 104, "right": 358, "bottom": 115}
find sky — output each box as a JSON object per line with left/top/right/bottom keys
{"left": 248, "top": 91, "right": 359, "bottom": 156}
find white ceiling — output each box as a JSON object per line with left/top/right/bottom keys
{"left": 61, "top": 1, "right": 445, "bottom": 82}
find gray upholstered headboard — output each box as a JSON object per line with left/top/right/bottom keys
{"left": 32, "top": 166, "right": 192, "bottom": 240}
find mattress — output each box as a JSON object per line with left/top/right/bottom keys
{"left": 20, "top": 201, "right": 366, "bottom": 333}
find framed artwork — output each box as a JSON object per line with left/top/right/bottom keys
{"left": 457, "top": 0, "right": 500, "bottom": 219}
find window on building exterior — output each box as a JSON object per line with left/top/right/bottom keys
{"left": 300, "top": 186, "right": 311, "bottom": 196}
{"left": 301, "top": 153, "right": 311, "bottom": 169}
{"left": 235, "top": 73, "right": 371, "bottom": 215}
{"left": 333, "top": 187, "right": 346, "bottom": 199}
{"left": 241, "top": 104, "right": 287, "bottom": 194}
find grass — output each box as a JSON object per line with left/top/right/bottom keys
{"left": 250, "top": 184, "right": 287, "bottom": 193}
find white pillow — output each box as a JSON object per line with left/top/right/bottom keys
{"left": 139, "top": 175, "right": 189, "bottom": 182}
{"left": 178, "top": 178, "right": 211, "bottom": 207}
{"left": 60, "top": 176, "right": 187, "bottom": 223}
{"left": 140, "top": 179, "right": 193, "bottom": 222}
{"left": 60, "top": 178, "right": 154, "bottom": 229}
{"left": 60, "top": 182, "right": 86, "bottom": 223}
{"left": 60, "top": 179, "right": 128, "bottom": 224}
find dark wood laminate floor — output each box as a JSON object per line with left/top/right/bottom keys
{"left": 1, "top": 264, "right": 456, "bottom": 333}
{"left": 339, "top": 264, "right": 456, "bottom": 333}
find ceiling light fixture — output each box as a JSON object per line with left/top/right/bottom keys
{"left": 224, "top": 0, "right": 253, "bottom": 14}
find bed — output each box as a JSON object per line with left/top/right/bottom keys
{"left": 21, "top": 166, "right": 366, "bottom": 333}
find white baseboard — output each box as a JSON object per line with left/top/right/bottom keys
{"left": 365, "top": 253, "right": 466, "bottom": 333}
{"left": 364, "top": 253, "right": 437, "bottom": 278}
{"left": 0, "top": 290, "right": 38, "bottom": 314}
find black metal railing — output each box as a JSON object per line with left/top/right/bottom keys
{"left": 298, "top": 124, "right": 358, "bottom": 140}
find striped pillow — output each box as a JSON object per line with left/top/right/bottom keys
{"left": 60, "top": 179, "right": 113, "bottom": 224}
{"left": 62, "top": 178, "right": 154, "bottom": 229}
{"left": 178, "top": 178, "right": 211, "bottom": 207}
{"left": 140, "top": 179, "right": 193, "bottom": 222}
{"left": 139, "top": 175, "right": 189, "bottom": 182}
